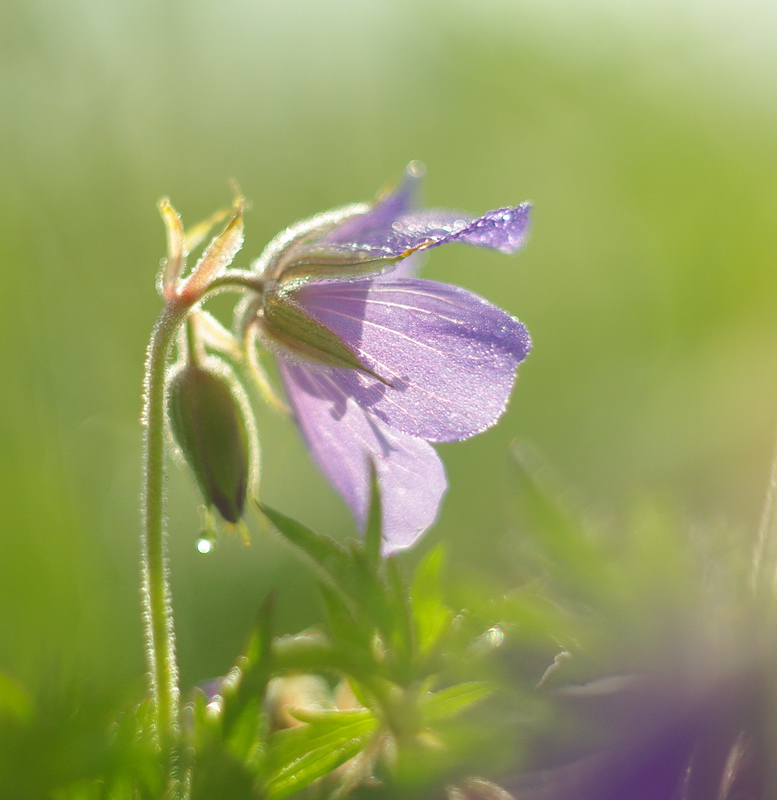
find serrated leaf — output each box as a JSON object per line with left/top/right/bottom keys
{"left": 421, "top": 682, "right": 495, "bottom": 722}
{"left": 259, "top": 504, "right": 356, "bottom": 598}
{"left": 261, "top": 503, "right": 404, "bottom": 648}
{"left": 268, "top": 710, "right": 375, "bottom": 765}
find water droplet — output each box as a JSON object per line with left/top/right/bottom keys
{"left": 484, "top": 626, "right": 505, "bottom": 647}
{"left": 197, "top": 537, "right": 214, "bottom": 554}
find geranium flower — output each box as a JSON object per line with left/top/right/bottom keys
{"left": 246, "top": 163, "right": 532, "bottom": 552}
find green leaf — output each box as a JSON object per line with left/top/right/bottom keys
{"left": 410, "top": 546, "right": 453, "bottom": 658}
{"left": 318, "top": 581, "right": 370, "bottom": 649}
{"left": 259, "top": 504, "right": 355, "bottom": 600}
{"left": 364, "top": 461, "right": 383, "bottom": 567}
{"left": 385, "top": 556, "right": 414, "bottom": 670}
{"left": 213, "top": 595, "right": 276, "bottom": 763}
{"left": 261, "top": 503, "right": 401, "bottom": 647}
{"left": 0, "top": 672, "right": 33, "bottom": 723}
{"left": 244, "top": 592, "right": 275, "bottom": 667}
{"left": 421, "top": 682, "right": 495, "bottom": 722}
{"left": 346, "top": 542, "right": 397, "bottom": 642}
{"left": 261, "top": 503, "right": 420, "bottom": 683}
{"left": 263, "top": 712, "right": 377, "bottom": 800}
{"left": 286, "top": 707, "right": 373, "bottom": 726}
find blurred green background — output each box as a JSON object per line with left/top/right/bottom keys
{"left": 1, "top": 0, "right": 776, "bottom": 694}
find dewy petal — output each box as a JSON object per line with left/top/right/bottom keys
{"left": 423, "top": 204, "right": 532, "bottom": 254}
{"left": 324, "top": 204, "right": 531, "bottom": 260}
{"left": 324, "top": 161, "right": 424, "bottom": 247}
{"left": 279, "top": 362, "right": 447, "bottom": 553}
{"left": 293, "top": 278, "right": 531, "bottom": 442}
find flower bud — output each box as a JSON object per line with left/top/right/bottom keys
{"left": 167, "top": 358, "right": 256, "bottom": 523}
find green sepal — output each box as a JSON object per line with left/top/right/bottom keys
{"left": 167, "top": 358, "right": 253, "bottom": 523}
{"left": 261, "top": 292, "right": 389, "bottom": 384}
{"left": 276, "top": 242, "right": 409, "bottom": 288}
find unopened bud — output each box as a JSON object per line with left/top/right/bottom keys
{"left": 167, "top": 358, "right": 256, "bottom": 523}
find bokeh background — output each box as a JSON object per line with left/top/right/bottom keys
{"left": 1, "top": 0, "right": 776, "bottom": 695}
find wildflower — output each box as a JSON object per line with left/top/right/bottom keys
{"left": 509, "top": 666, "right": 769, "bottom": 800}
{"left": 245, "top": 163, "right": 532, "bottom": 552}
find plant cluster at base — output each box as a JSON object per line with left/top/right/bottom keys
{"left": 5, "top": 447, "right": 777, "bottom": 798}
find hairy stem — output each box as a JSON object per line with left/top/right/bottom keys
{"left": 140, "top": 273, "right": 262, "bottom": 792}
{"left": 141, "top": 300, "right": 188, "bottom": 767}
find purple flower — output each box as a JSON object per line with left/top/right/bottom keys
{"left": 508, "top": 669, "right": 766, "bottom": 800}
{"left": 251, "top": 163, "right": 532, "bottom": 552}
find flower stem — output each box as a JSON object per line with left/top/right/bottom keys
{"left": 141, "top": 300, "right": 189, "bottom": 782}
{"left": 140, "top": 272, "right": 261, "bottom": 791}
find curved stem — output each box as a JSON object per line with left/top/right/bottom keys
{"left": 141, "top": 300, "right": 189, "bottom": 767}
{"left": 205, "top": 269, "right": 265, "bottom": 295}
{"left": 140, "top": 273, "right": 262, "bottom": 792}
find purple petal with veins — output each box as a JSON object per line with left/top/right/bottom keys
{"left": 324, "top": 204, "right": 531, "bottom": 260}
{"left": 293, "top": 278, "right": 531, "bottom": 442}
{"left": 257, "top": 165, "right": 532, "bottom": 548}
{"left": 279, "top": 361, "right": 447, "bottom": 552}
{"left": 431, "top": 205, "right": 532, "bottom": 254}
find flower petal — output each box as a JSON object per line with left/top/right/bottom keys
{"left": 430, "top": 204, "right": 532, "bottom": 254}
{"left": 324, "top": 161, "right": 424, "bottom": 247}
{"left": 279, "top": 362, "right": 447, "bottom": 552}
{"left": 323, "top": 203, "right": 531, "bottom": 259}
{"left": 294, "top": 278, "right": 531, "bottom": 442}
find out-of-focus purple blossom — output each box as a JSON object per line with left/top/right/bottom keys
{"left": 250, "top": 163, "right": 532, "bottom": 552}
{"left": 507, "top": 665, "right": 768, "bottom": 800}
